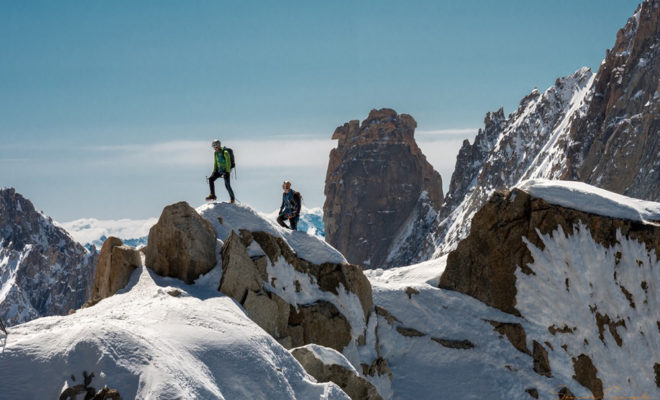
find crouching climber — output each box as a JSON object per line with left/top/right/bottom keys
{"left": 277, "top": 181, "right": 302, "bottom": 230}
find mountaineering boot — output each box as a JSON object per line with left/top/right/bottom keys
{"left": 231, "top": 199, "right": 236, "bottom": 204}
{"left": 205, "top": 194, "right": 217, "bottom": 201}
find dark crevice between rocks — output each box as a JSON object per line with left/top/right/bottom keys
{"left": 375, "top": 306, "right": 401, "bottom": 325}
{"left": 431, "top": 337, "right": 474, "bottom": 349}
{"left": 548, "top": 324, "right": 576, "bottom": 335}
{"left": 618, "top": 284, "right": 635, "bottom": 309}
{"left": 592, "top": 308, "right": 626, "bottom": 347}
{"left": 395, "top": 326, "right": 426, "bottom": 337}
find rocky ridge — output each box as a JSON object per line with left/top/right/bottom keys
{"left": 566, "top": 0, "right": 660, "bottom": 200}
{"left": 81, "top": 200, "right": 391, "bottom": 399}
{"left": 205, "top": 202, "right": 393, "bottom": 397}
{"left": 393, "top": 0, "right": 659, "bottom": 266}
{"left": 0, "top": 188, "right": 97, "bottom": 326}
{"left": 323, "top": 108, "right": 443, "bottom": 269}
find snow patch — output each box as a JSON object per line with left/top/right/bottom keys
{"left": 517, "top": 179, "right": 660, "bottom": 223}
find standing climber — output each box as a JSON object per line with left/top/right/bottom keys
{"left": 277, "top": 181, "right": 302, "bottom": 230}
{"left": 206, "top": 139, "right": 236, "bottom": 203}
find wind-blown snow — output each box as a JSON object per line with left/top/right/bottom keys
{"left": 0, "top": 263, "right": 350, "bottom": 399}
{"left": 517, "top": 179, "right": 660, "bottom": 223}
{"left": 516, "top": 222, "right": 660, "bottom": 398}
{"left": 197, "top": 202, "right": 345, "bottom": 265}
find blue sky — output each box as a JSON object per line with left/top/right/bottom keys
{"left": 1, "top": 0, "right": 640, "bottom": 221}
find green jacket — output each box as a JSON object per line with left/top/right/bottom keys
{"left": 214, "top": 148, "right": 231, "bottom": 173}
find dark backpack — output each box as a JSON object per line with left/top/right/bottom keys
{"left": 224, "top": 147, "right": 236, "bottom": 169}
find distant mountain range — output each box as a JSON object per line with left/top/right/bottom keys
{"left": 59, "top": 207, "right": 326, "bottom": 251}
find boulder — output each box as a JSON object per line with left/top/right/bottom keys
{"left": 219, "top": 230, "right": 369, "bottom": 353}
{"left": 145, "top": 201, "right": 217, "bottom": 284}
{"left": 91, "top": 237, "right": 141, "bottom": 301}
{"left": 291, "top": 345, "right": 382, "bottom": 400}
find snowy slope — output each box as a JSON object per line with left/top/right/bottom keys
{"left": 260, "top": 206, "right": 325, "bottom": 239}
{"left": 363, "top": 180, "right": 660, "bottom": 399}
{"left": 365, "top": 259, "right": 588, "bottom": 400}
{"left": 0, "top": 261, "right": 349, "bottom": 399}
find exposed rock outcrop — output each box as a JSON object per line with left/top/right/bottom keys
{"left": 323, "top": 108, "right": 443, "bottom": 268}
{"left": 0, "top": 188, "right": 97, "bottom": 326}
{"left": 145, "top": 201, "right": 217, "bottom": 284}
{"left": 566, "top": 0, "right": 660, "bottom": 201}
{"left": 532, "top": 341, "right": 551, "bottom": 377}
{"left": 486, "top": 320, "right": 529, "bottom": 354}
{"left": 219, "top": 229, "right": 372, "bottom": 352}
{"left": 219, "top": 230, "right": 373, "bottom": 351}
{"left": 291, "top": 345, "right": 382, "bottom": 400}
{"left": 89, "top": 237, "right": 141, "bottom": 303}
{"left": 439, "top": 188, "right": 659, "bottom": 315}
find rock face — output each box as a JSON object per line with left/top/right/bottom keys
{"left": 0, "top": 188, "right": 97, "bottom": 326}
{"left": 145, "top": 201, "right": 217, "bottom": 284}
{"left": 323, "top": 108, "right": 443, "bottom": 268}
{"left": 91, "top": 236, "right": 141, "bottom": 302}
{"left": 291, "top": 345, "right": 382, "bottom": 400}
{"left": 565, "top": 0, "right": 660, "bottom": 201}
{"left": 439, "top": 188, "right": 659, "bottom": 315}
{"left": 391, "top": 0, "right": 659, "bottom": 266}
{"left": 219, "top": 229, "right": 373, "bottom": 352}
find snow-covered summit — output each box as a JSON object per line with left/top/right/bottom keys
{"left": 516, "top": 179, "right": 660, "bottom": 224}
{"left": 197, "top": 202, "right": 346, "bottom": 265}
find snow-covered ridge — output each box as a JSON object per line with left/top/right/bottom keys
{"left": 260, "top": 206, "right": 326, "bottom": 239}
{"left": 0, "top": 261, "right": 350, "bottom": 399}
{"left": 198, "top": 202, "right": 344, "bottom": 265}
{"left": 517, "top": 179, "right": 660, "bottom": 224}
{"left": 59, "top": 207, "right": 325, "bottom": 249}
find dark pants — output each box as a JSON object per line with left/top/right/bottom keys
{"left": 277, "top": 214, "right": 299, "bottom": 230}
{"left": 209, "top": 171, "right": 235, "bottom": 202}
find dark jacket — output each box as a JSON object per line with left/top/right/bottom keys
{"left": 279, "top": 190, "right": 301, "bottom": 217}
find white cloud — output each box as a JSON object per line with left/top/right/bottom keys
{"left": 86, "top": 139, "right": 336, "bottom": 168}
